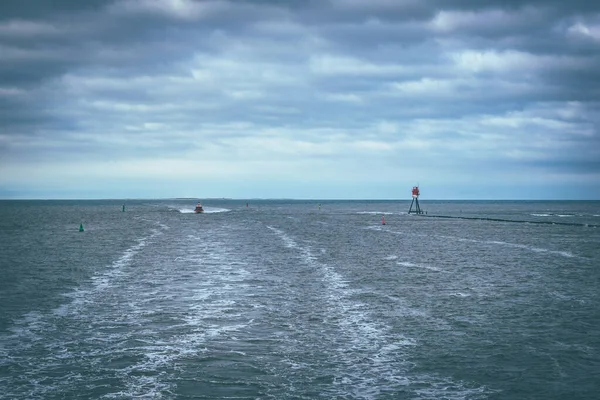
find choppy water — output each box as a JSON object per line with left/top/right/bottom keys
{"left": 1, "top": 199, "right": 599, "bottom": 399}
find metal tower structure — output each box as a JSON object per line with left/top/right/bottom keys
{"left": 408, "top": 186, "right": 423, "bottom": 214}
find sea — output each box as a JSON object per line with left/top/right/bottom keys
{"left": 0, "top": 199, "right": 599, "bottom": 399}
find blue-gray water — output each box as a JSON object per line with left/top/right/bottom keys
{"left": 1, "top": 200, "right": 599, "bottom": 399}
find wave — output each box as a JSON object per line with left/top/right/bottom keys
{"left": 531, "top": 213, "right": 574, "bottom": 218}
{"left": 486, "top": 240, "right": 575, "bottom": 258}
{"left": 424, "top": 214, "right": 599, "bottom": 228}
{"left": 442, "top": 235, "right": 577, "bottom": 258}
{"left": 378, "top": 227, "right": 577, "bottom": 259}
{"left": 397, "top": 261, "right": 444, "bottom": 272}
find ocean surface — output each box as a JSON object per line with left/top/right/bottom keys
{"left": 1, "top": 199, "right": 599, "bottom": 399}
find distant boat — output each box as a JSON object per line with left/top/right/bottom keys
{"left": 194, "top": 202, "right": 204, "bottom": 213}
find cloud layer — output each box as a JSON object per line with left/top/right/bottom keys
{"left": 1, "top": 0, "right": 599, "bottom": 199}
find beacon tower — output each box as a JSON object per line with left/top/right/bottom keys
{"left": 408, "top": 186, "right": 423, "bottom": 215}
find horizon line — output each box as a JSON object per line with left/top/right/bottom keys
{"left": 1, "top": 197, "right": 598, "bottom": 202}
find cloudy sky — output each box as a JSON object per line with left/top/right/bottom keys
{"left": 1, "top": 0, "right": 599, "bottom": 199}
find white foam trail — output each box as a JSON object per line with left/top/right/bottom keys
{"left": 179, "top": 207, "right": 231, "bottom": 213}
{"left": 103, "top": 237, "right": 256, "bottom": 399}
{"left": 382, "top": 230, "right": 577, "bottom": 260}
{"left": 397, "top": 261, "right": 443, "bottom": 272}
{"left": 203, "top": 207, "right": 230, "bottom": 213}
{"left": 450, "top": 292, "right": 470, "bottom": 297}
{"left": 166, "top": 204, "right": 193, "bottom": 213}
{"left": 460, "top": 237, "right": 576, "bottom": 258}
{"left": 268, "top": 225, "right": 402, "bottom": 395}
{"left": 267, "top": 226, "right": 297, "bottom": 249}
{"left": 267, "top": 225, "right": 485, "bottom": 398}
{"left": 486, "top": 240, "right": 575, "bottom": 258}
{"left": 0, "top": 221, "right": 169, "bottom": 399}
{"left": 531, "top": 213, "right": 577, "bottom": 218}
{"left": 101, "top": 231, "right": 251, "bottom": 397}
{"left": 397, "top": 261, "right": 418, "bottom": 267}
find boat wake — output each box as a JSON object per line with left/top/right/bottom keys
{"left": 265, "top": 225, "right": 490, "bottom": 399}
{"left": 0, "top": 222, "right": 169, "bottom": 399}
{"left": 171, "top": 207, "right": 231, "bottom": 214}
{"left": 203, "top": 207, "right": 230, "bottom": 213}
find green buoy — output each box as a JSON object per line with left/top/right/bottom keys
{"left": 79, "top": 223, "right": 84, "bottom": 232}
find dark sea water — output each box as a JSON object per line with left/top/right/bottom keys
{"left": 1, "top": 199, "right": 599, "bottom": 399}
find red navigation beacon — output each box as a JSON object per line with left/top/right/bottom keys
{"left": 412, "top": 186, "right": 420, "bottom": 198}
{"left": 408, "top": 186, "right": 423, "bottom": 214}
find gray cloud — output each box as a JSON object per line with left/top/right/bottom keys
{"left": 1, "top": 0, "right": 599, "bottom": 198}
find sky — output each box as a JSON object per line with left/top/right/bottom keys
{"left": 1, "top": 0, "right": 599, "bottom": 200}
